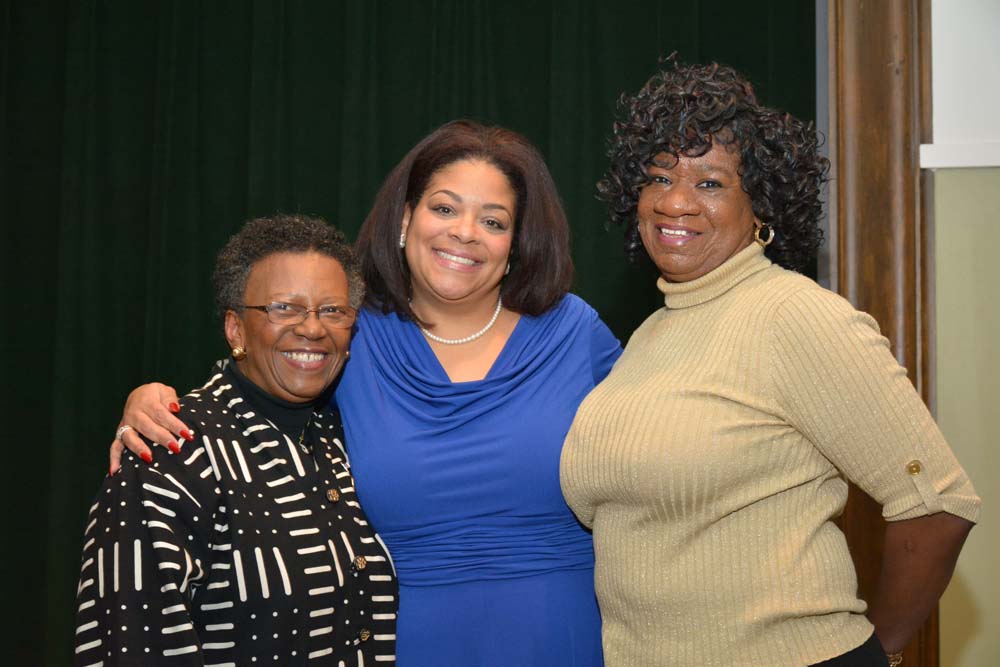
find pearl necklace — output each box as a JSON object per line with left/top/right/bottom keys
{"left": 418, "top": 297, "right": 503, "bottom": 345}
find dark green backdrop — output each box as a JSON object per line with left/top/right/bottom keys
{"left": 1, "top": 1, "right": 814, "bottom": 663}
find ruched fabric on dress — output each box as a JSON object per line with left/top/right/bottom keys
{"left": 336, "top": 295, "right": 621, "bottom": 666}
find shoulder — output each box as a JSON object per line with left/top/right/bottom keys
{"left": 533, "top": 294, "right": 621, "bottom": 368}
{"left": 768, "top": 268, "right": 879, "bottom": 330}
{"left": 354, "top": 305, "right": 406, "bottom": 343}
{"left": 750, "top": 268, "right": 885, "bottom": 356}
{"left": 735, "top": 266, "right": 869, "bottom": 322}
{"left": 537, "top": 293, "right": 601, "bottom": 324}
{"left": 111, "top": 441, "right": 216, "bottom": 515}
{"left": 357, "top": 306, "right": 385, "bottom": 325}
{"left": 740, "top": 264, "right": 821, "bottom": 301}
{"left": 177, "top": 372, "right": 243, "bottom": 435}
{"left": 528, "top": 293, "right": 611, "bottom": 341}
{"left": 138, "top": 370, "right": 243, "bottom": 478}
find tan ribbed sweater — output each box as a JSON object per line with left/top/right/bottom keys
{"left": 561, "top": 243, "right": 980, "bottom": 667}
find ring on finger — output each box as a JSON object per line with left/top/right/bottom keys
{"left": 115, "top": 425, "right": 135, "bottom": 442}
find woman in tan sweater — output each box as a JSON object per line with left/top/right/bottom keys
{"left": 561, "top": 62, "right": 980, "bottom": 667}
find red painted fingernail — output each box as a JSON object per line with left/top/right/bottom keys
{"left": 168, "top": 402, "right": 180, "bottom": 413}
{"left": 180, "top": 429, "right": 195, "bottom": 442}
{"left": 167, "top": 441, "right": 181, "bottom": 454}
{"left": 140, "top": 450, "right": 153, "bottom": 464}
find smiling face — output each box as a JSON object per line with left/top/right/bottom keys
{"left": 401, "top": 159, "right": 516, "bottom": 308}
{"left": 225, "top": 251, "right": 352, "bottom": 403}
{"left": 637, "top": 143, "right": 758, "bottom": 283}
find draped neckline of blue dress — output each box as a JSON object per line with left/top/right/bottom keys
{"left": 414, "top": 312, "right": 525, "bottom": 385}
{"left": 353, "top": 301, "right": 583, "bottom": 422}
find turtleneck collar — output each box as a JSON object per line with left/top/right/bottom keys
{"left": 656, "top": 242, "right": 772, "bottom": 310}
{"left": 226, "top": 361, "right": 323, "bottom": 438}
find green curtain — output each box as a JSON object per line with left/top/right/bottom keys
{"left": 0, "top": 1, "right": 814, "bottom": 663}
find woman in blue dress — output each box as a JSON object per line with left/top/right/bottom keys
{"left": 110, "top": 121, "right": 621, "bottom": 665}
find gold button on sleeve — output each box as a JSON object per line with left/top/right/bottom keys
{"left": 906, "top": 460, "right": 923, "bottom": 475}
{"left": 358, "top": 628, "right": 371, "bottom": 642}
{"left": 354, "top": 555, "right": 367, "bottom": 570}
{"left": 326, "top": 488, "right": 340, "bottom": 503}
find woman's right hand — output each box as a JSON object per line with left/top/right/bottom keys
{"left": 110, "top": 382, "right": 190, "bottom": 474}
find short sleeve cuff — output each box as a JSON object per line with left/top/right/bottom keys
{"left": 881, "top": 457, "right": 981, "bottom": 523}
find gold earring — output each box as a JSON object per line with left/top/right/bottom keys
{"left": 232, "top": 346, "right": 247, "bottom": 360}
{"left": 754, "top": 223, "right": 775, "bottom": 247}
{"left": 344, "top": 349, "right": 350, "bottom": 359}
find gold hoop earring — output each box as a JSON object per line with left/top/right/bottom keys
{"left": 232, "top": 346, "right": 247, "bottom": 361}
{"left": 755, "top": 223, "right": 775, "bottom": 247}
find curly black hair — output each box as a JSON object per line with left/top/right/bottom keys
{"left": 212, "top": 213, "right": 364, "bottom": 320}
{"left": 598, "top": 61, "right": 829, "bottom": 273}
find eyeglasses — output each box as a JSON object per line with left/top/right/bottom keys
{"left": 239, "top": 302, "right": 358, "bottom": 328}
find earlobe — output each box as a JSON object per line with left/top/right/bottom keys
{"left": 224, "top": 310, "right": 245, "bottom": 351}
{"left": 402, "top": 205, "right": 413, "bottom": 235}
{"left": 399, "top": 206, "right": 411, "bottom": 249}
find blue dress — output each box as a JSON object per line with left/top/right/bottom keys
{"left": 335, "top": 294, "right": 621, "bottom": 666}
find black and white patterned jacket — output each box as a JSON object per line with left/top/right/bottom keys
{"left": 75, "top": 363, "right": 398, "bottom": 665}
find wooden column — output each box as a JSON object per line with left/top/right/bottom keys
{"left": 827, "top": 0, "right": 936, "bottom": 665}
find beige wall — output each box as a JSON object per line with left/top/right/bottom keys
{"left": 935, "top": 168, "right": 1000, "bottom": 666}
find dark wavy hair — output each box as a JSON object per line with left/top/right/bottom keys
{"left": 355, "top": 120, "right": 573, "bottom": 322}
{"left": 598, "top": 61, "right": 829, "bottom": 273}
{"left": 213, "top": 213, "right": 364, "bottom": 320}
